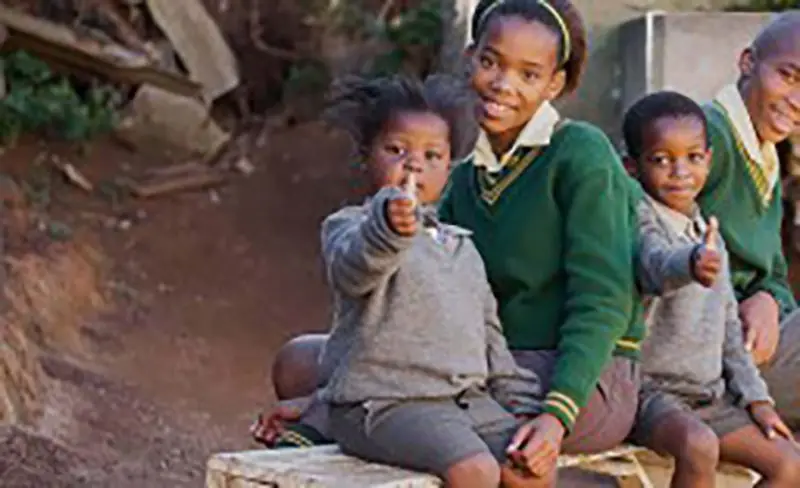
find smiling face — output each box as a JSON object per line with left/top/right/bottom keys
{"left": 468, "top": 15, "right": 566, "bottom": 154}
{"left": 365, "top": 110, "right": 452, "bottom": 205}
{"left": 635, "top": 115, "right": 712, "bottom": 216}
{"left": 739, "top": 36, "right": 800, "bottom": 144}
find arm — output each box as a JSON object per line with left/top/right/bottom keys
{"left": 722, "top": 280, "right": 772, "bottom": 407}
{"left": 546, "top": 129, "right": 638, "bottom": 431}
{"left": 484, "top": 283, "right": 543, "bottom": 416}
{"left": 750, "top": 237, "right": 796, "bottom": 318}
{"left": 321, "top": 187, "right": 415, "bottom": 296}
{"left": 635, "top": 200, "right": 698, "bottom": 295}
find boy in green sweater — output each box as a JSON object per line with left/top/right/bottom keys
{"left": 697, "top": 11, "right": 800, "bottom": 428}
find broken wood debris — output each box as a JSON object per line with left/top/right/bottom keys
{"left": 49, "top": 155, "right": 93, "bottom": 193}
{"left": 127, "top": 164, "right": 226, "bottom": 199}
{"left": 145, "top": 0, "right": 239, "bottom": 102}
{"left": 0, "top": 5, "right": 203, "bottom": 97}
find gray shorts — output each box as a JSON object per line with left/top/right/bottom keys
{"left": 631, "top": 388, "right": 753, "bottom": 445}
{"left": 760, "top": 309, "right": 800, "bottom": 429}
{"left": 512, "top": 350, "right": 640, "bottom": 454}
{"left": 328, "top": 389, "right": 522, "bottom": 476}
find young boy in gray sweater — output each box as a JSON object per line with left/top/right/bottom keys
{"left": 624, "top": 91, "right": 800, "bottom": 487}
{"left": 317, "top": 75, "right": 544, "bottom": 487}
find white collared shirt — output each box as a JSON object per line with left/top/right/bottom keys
{"left": 472, "top": 102, "right": 560, "bottom": 173}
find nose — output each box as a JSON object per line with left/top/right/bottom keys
{"left": 489, "top": 71, "right": 513, "bottom": 93}
{"left": 402, "top": 154, "right": 423, "bottom": 174}
{"left": 671, "top": 160, "right": 691, "bottom": 179}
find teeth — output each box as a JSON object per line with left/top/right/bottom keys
{"left": 485, "top": 101, "right": 511, "bottom": 117}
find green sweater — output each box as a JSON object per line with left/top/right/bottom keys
{"left": 698, "top": 104, "right": 796, "bottom": 319}
{"left": 438, "top": 120, "right": 645, "bottom": 431}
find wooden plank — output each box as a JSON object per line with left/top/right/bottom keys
{"left": 145, "top": 0, "right": 239, "bottom": 101}
{"left": 0, "top": 6, "right": 202, "bottom": 97}
{"left": 205, "top": 446, "right": 441, "bottom": 488}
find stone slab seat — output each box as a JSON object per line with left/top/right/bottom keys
{"left": 205, "top": 444, "right": 758, "bottom": 487}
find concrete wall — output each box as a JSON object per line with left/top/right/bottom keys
{"left": 619, "top": 12, "right": 772, "bottom": 138}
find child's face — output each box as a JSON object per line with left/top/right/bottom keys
{"left": 366, "top": 111, "right": 451, "bottom": 205}
{"left": 740, "top": 43, "right": 800, "bottom": 144}
{"left": 635, "top": 116, "right": 711, "bottom": 216}
{"left": 468, "top": 16, "right": 565, "bottom": 150}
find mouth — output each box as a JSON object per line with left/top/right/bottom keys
{"left": 662, "top": 185, "right": 696, "bottom": 197}
{"left": 768, "top": 105, "right": 798, "bottom": 136}
{"left": 481, "top": 97, "right": 516, "bottom": 120}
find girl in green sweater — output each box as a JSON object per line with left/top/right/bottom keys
{"left": 437, "top": 0, "right": 644, "bottom": 476}
{"left": 696, "top": 11, "right": 800, "bottom": 430}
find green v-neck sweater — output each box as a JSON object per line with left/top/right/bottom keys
{"left": 438, "top": 120, "right": 645, "bottom": 430}
{"left": 698, "top": 103, "right": 796, "bottom": 319}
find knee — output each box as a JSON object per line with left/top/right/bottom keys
{"left": 767, "top": 449, "right": 800, "bottom": 485}
{"left": 674, "top": 423, "right": 719, "bottom": 472}
{"left": 271, "top": 334, "right": 327, "bottom": 400}
{"left": 444, "top": 454, "right": 501, "bottom": 488}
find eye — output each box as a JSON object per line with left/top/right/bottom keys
{"left": 649, "top": 155, "right": 670, "bottom": 166}
{"left": 522, "top": 69, "right": 539, "bottom": 82}
{"left": 479, "top": 54, "right": 496, "bottom": 69}
{"left": 384, "top": 144, "right": 405, "bottom": 156}
{"left": 688, "top": 152, "right": 707, "bottom": 164}
{"left": 425, "top": 150, "right": 443, "bottom": 161}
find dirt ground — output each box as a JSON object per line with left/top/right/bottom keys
{"left": 0, "top": 122, "right": 357, "bottom": 487}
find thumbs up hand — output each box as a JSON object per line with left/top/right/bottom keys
{"left": 693, "top": 216, "right": 722, "bottom": 287}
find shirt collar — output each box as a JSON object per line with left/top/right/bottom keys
{"left": 473, "top": 102, "right": 560, "bottom": 173}
{"left": 714, "top": 84, "right": 780, "bottom": 188}
{"left": 646, "top": 194, "right": 706, "bottom": 240}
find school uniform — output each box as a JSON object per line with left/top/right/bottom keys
{"left": 438, "top": 102, "right": 645, "bottom": 453}
{"left": 630, "top": 196, "right": 771, "bottom": 444}
{"left": 319, "top": 188, "right": 542, "bottom": 475}
{"left": 700, "top": 84, "right": 800, "bottom": 428}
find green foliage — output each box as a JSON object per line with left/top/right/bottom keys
{"left": 0, "top": 51, "right": 120, "bottom": 144}
{"left": 371, "top": 0, "right": 443, "bottom": 76}
{"left": 280, "top": 0, "right": 444, "bottom": 96}
{"left": 726, "top": 0, "right": 799, "bottom": 11}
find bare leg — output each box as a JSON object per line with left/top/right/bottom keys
{"left": 271, "top": 333, "right": 328, "bottom": 400}
{"left": 719, "top": 425, "right": 800, "bottom": 487}
{"left": 644, "top": 411, "right": 719, "bottom": 488}
{"left": 443, "top": 453, "right": 501, "bottom": 488}
{"left": 500, "top": 463, "right": 556, "bottom": 487}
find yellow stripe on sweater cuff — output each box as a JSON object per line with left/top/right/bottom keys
{"left": 544, "top": 391, "right": 579, "bottom": 430}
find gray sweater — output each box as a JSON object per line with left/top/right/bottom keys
{"left": 317, "top": 187, "right": 541, "bottom": 413}
{"left": 636, "top": 197, "right": 771, "bottom": 407}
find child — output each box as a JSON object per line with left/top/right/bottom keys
{"left": 624, "top": 90, "right": 800, "bottom": 487}
{"left": 316, "top": 74, "right": 546, "bottom": 486}
{"left": 696, "top": 12, "right": 800, "bottom": 427}
{"left": 438, "top": 0, "right": 645, "bottom": 472}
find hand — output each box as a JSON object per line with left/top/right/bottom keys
{"left": 749, "top": 402, "right": 794, "bottom": 441}
{"left": 506, "top": 413, "right": 564, "bottom": 477}
{"left": 740, "top": 292, "right": 780, "bottom": 365}
{"left": 385, "top": 193, "right": 417, "bottom": 237}
{"left": 250, "top": 398, "right": 306, "bottom": 446}
{"left": 693, "top": 216, "right": 721, "bottom": 287}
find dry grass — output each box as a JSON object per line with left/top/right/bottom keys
{"left": 1, "top": 239, "right": 108, "bottom": 425}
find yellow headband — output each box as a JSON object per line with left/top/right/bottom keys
{"left": 477, "top": 0, "right": 572, "bottom": 66}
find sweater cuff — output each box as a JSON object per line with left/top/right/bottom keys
{"left": 542, "top": 391, "right": 580, "bottom": 432}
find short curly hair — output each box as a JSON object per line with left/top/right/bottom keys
{"left": 622, "top": 91, "right": 709, "bottom": 161}
{"left": 470, "top": 0, "right": 588, "bottom": 96}
{"left": 323, "top": 74, "right": 480, "bottom": 162}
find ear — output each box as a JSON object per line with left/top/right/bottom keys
{"left": 622, "top": 156, "right": 638, "bottom": 178}
{"left": 738, "top": 47, "right": 757, "bottom": 79}
{"left": 544, "top": 69, "right": 567, "bottom": 101}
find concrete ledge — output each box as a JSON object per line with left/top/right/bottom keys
{"left": 206, "top": 444, "right": 759, "bottom": 488}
